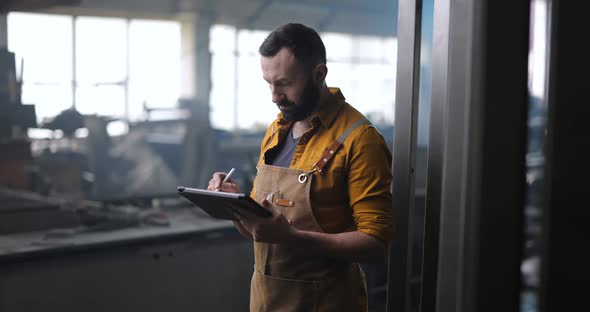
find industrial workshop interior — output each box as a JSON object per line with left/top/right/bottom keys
{"left": 0, "top": 0, "right": 586, "bottom": 311}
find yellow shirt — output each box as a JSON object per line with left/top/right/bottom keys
{"left": 252, "top": 87, "right": 393, "bottom": 242}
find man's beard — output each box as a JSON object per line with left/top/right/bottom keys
{"left": 278, "top": 77, "right": 320, "bottom": 122}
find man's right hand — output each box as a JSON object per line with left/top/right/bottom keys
{"left": 206, "top": 172, "right": 242, "bottom": 193}
{"left": 207, "top": 172, "right": 251, "bottom": 239}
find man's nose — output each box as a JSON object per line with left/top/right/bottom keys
{"left": 271, "top": 88, "right": 283, "bottom": 104}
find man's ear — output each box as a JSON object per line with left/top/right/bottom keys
{"left": 313, "top": 64, "right": 328, "bottom": 86}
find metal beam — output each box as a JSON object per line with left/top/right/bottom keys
{"left": 316, "top": 8, "right": 339, "bottom": 32}
{"left": 431, "top": 0, "right": 469, "bottom": 311}
{"left": 242, "top": 0, "right": 397, "bottom": 31}
{"left": 419, "top": 0, "right": 445, "bottom": 308}
{"left": 273, "top": 0, "right": 395, "bottom": 18}
{"left": 386, "top": 0, "right": 422, "bottom": 311}
{"left": 242, "top": 0, "right": 275, "bottom": 28}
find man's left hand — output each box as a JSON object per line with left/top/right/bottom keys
{"left": 233, "top": 197, "right": 296, "bottom": 244}
{"left": 234, "top": 197, "right": 388, "bottom": 262}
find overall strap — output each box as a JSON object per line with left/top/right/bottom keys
{"left": 312, "top": 118, "right": 371, "bottom": 173}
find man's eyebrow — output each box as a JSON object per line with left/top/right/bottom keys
{"left": 266, "top": 78, "right": 290, "bottom": 84}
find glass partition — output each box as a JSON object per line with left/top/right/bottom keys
{"left": 521, "top": 0, "right": 551, "bottom": 311}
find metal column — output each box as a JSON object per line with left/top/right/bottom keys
{"left": 177, "top": 10, "right": 216, "bottom": 188}
{"left": 433, "top": 1, "right": 530, "bottom": 312}
{"left": 386, "top": 0, "right": 422, "bottom": 311}
{"left": 540, "top": 1, "right": 590, "bottom": 311}
{"left": 0, "top": 14, "right": 7, "bottom": 49}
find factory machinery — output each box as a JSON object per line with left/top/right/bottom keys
{"left": 0, "top": 47, "right": 257, "bottom": 312}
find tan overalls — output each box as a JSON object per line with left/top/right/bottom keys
{"left": 250, "top": 119, "right": 370, "bottom": 312}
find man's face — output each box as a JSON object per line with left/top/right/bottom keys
{"left": 261, "top": 48, "right": 321, "bottom": 122}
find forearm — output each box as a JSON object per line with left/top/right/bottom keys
{"left": 288, "top": 229, "right": 387, "bottom": 262}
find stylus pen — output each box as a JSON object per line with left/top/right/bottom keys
{"left": 216, "top": 168, "right": 236, "bottom": 191}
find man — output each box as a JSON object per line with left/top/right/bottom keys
{"left": 208, "top": 23, "right": 393, "bottom": 312}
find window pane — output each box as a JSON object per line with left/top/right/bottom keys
{"left": 521, "top": 1, "right": 549, "bottom": 311}
{"left": 384, "top": 38, "right": 398, "bottom": 65}
{"left": 322, "top": 32, "right": 354, "bottom": 62}
{"left": 237, "top": 29, "right": 269, "bottom": 56}
{"left": 350, "top": 63, "right": 396, "bottom": 124}
{"left": 20, "top": 83, "right": 72, "bottom": 123}
{"left": 325, "top": 61, "right": 354, "bottom": 96}
{"left": 210, "top": 53, "right": 236, "bottom": 129}
{"left": 7, "top": 12, "right": 73, "bottom": 123}
{"left": 75, "top": 17, "right": 126, "bottom": 83}
{"left": 355, "top": 36, "right": 385, "bottom": 60}
{"left": 210, "top": 25, "right": 237, "bottom": 129}
{"left": 7, "top": 13, "right": 73, "bottom": 83}
{"left": 76, "top": 85, "right": 125, "bottom": 117}
{"left": 236, "top": 54, "right": 274, "bottom": 130}
{"left": 128, "top": 19, "right": 181, "bottom": 121}
{"left": 210, "top": 25, "right": 236, "bottom": 54}
{"left": 210, "top": 26, "right": 275, "bottom": 131}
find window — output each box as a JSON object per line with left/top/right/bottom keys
{"left": 8, "top": 13, "right": 73, "bottom": 122}
{"left": 7, "top": 13, "right": 181, "bottom": 136}
{"left": 208, "top": 25, "right": 397, "bottom": 131}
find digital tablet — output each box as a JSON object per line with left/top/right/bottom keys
{"left": 177, "top": 186, "right": 272, "bottom": 220}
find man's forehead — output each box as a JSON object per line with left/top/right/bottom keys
{"left": 260, "top": 48, "right": 304, "bottom": 79}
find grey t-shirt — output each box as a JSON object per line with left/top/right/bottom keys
{"left": 268, "top": 127, "right": 300, "bottom": 168}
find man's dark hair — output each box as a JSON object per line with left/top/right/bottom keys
{"left": 259, "top": 23, "right": 327, "bottom": 72}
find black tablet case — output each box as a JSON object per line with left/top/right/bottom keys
{"left": 177, "top": 186, "right": 271, "bottom": 220}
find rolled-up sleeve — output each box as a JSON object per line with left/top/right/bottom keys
{"left": 347, "top": 127, "right": 393, "bottom": 242}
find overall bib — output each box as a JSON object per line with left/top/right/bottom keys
{"left": 250, "top": 119, "right": 369, "bottom": 312}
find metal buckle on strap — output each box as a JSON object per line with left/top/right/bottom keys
{"left": 296, "top": 118, "right": 370, "bottom": 185}
{"left": 297, "top": 168, "right": 317, "bottom": 184}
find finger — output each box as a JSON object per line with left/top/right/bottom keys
{"left": 218, "top": 172, "right": 237, "bottom": 182}
{"left": 212, "top": 172, "right": 227, "bottom": 189}
{"left": 220, "top": 182, "right": 231, "bottom": 192}
{"left": 221, "top": 182, "right": 242, "bottom": 193}
{"left": 212, "top": 172, "right": 226, "bottom": 179}
{"left": 208, "top": 178, "right": 223, "bottom": 191}
{"left": 213, "top": 172, "right": 237, "bottom": 190}
{"left": 221, "top": 176, "right": 237, "bottom": 184}
{"left": 207, "top": 174, "right": 221, "bottom": 190}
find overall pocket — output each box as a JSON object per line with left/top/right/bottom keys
{"left": 250, "top": 270, "right": 319, "bottom": 312}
